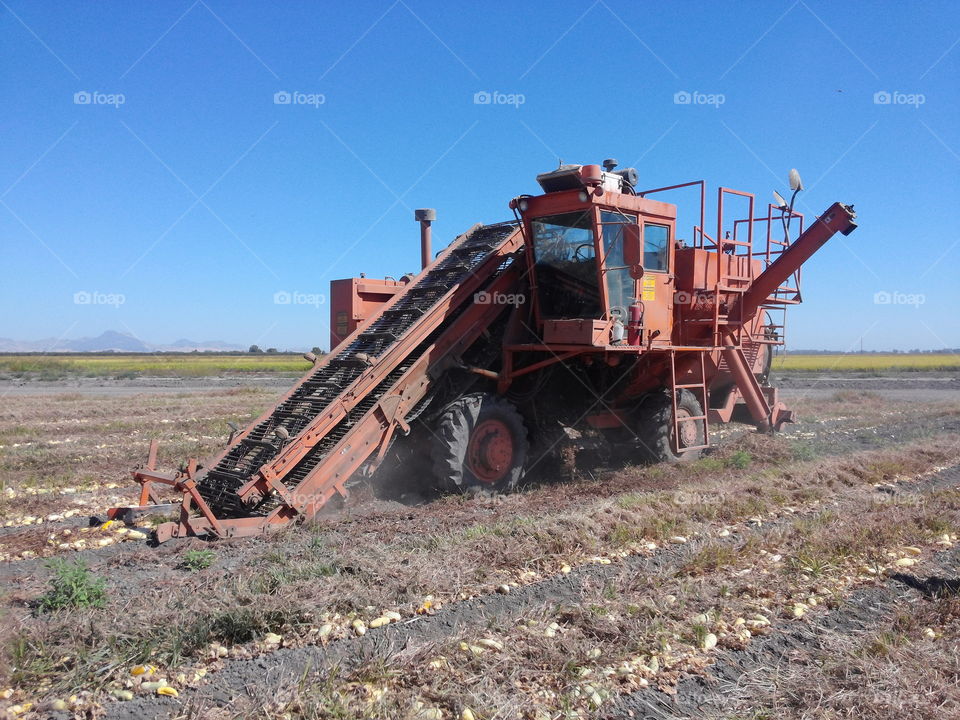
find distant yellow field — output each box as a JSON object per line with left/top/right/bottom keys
{"left": 0, "top": 352, "right": 955, "bottom": 378}
{"left": 773, "top": 353, "right": 960, "bottom": 372}
{"left": 0, "top": 353, "right": 312, "bottom": 377}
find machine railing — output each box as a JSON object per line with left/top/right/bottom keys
{"left": 638, "top": 180, "right": 706, "bottom": 248}
{"left": 641, "top": 179, "right": 808, "bottom": 346}
{"left": 730, "top": 203, "right": 805, "bottom": 349}
{"left": 732, "top": 205, "right": 805, "bottom": 302}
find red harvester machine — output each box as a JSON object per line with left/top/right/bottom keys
{"left": 111, "top": 161, "right": 857, "bottom": 541}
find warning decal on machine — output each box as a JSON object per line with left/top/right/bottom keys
{"left": 642, "top": 275, "right": 656, "bottom": 301}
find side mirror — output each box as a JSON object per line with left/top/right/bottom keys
{"left": 623, "top": 224, "right": 645, "bottom": 279}
{"left": 788, "top": 168, "right": 804, "bottom": 192}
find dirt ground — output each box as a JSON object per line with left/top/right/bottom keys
{"left": 0, "top": 370, "right": 959, "bottom": 719}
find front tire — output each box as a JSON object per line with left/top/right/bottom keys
{"left": 636, "top": 389, "right": 705, "bottom": 463}
{"left": 431, "top": 393, "right": 528, "bottom": 493}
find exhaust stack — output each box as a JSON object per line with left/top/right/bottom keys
{"left": 415, "top": 208, "right": 436, "bottom": 270}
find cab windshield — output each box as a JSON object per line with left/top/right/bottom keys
{"left": 530, "top": 211, "right": 601, "bottom": 318}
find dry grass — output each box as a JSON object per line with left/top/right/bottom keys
{"left": 223, "top": 474, "right": 960, "bottom": 719}
{"left": 0, "top": 388, "right": 277, "bottom": 532}
{"left": 733, "top": 590, "right": 960, "bottom": 719}
{"left": 2, "top": 425, "right": 958, "bottom": 711}
{"left": 0, "top": 389, "right": 959, "bottom": 715}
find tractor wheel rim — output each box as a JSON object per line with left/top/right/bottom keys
{"left": 466, "top": 418, "right": 514, "bottom": 484}
{"left": 676, "top": 408, "right": 697, "bottom": 448}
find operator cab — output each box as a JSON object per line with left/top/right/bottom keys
{"left": 511, "top": 160, "right": 677, "bottom": 347}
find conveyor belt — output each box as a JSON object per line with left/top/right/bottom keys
{"left": 197, "top": 222, "right": 519, "bottom": 516}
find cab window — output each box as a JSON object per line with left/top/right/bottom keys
{"left": 530, "top": 211, "right": 601, "bottom": 318}
{"left": 644, "top": 223, "right": 670, "bottom": 272}
{"left": 600, "top": 211, "right": 638, "bottom": 314}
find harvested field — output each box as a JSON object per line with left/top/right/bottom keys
{"left": 0, "top": 375, "right": 958, "bottom": 719}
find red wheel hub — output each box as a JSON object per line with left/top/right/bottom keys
{"left": 466, "top": 418, "right": 514, "bottom": 484}
{"left": 676, "top": 408, "right": 698, "bottom": 449}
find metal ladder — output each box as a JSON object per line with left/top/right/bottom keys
{"left": 670, "top": 350, "right": 710, "bottom": 454}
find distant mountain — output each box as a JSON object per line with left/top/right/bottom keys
{"left": 0, "top": 331, "right": 246, "bottom": 353}
{"left": 156, "top": 338, "right": 246, "bottom": 352}
{"left": 71, "top": 330, "right": 151, "bottom": 352}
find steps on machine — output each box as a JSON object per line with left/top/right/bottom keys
{"left": 670, "top": 350, "right": 710, "bottom": 453}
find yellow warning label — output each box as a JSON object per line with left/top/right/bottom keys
{"left": 642, "top": 275, "right": 656, "bottom": 301}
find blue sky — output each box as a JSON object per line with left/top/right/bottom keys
{"left": 1, "top": 0, "right": 957, "bottom": 351}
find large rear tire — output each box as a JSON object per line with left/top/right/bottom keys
{"left": 431, "top": 393, "right": 528, "bottom": 493}
{"left": 636, "top": 389, "right": 705, "bottom": 463}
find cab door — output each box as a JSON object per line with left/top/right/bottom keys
{"left": 639, "top": 222, "right": 674, "bottom": 344}
{"left": 598, "top": 211, "right": 638, "bottom": 325}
